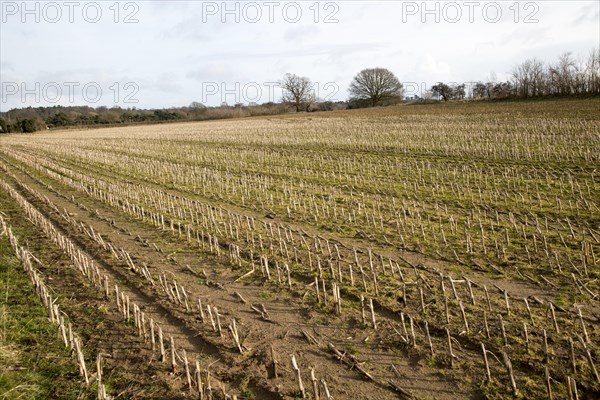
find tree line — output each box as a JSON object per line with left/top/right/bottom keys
{"left": 0, "top": 103, "right": 295, "bottom": 133}
{"left": 277, "top": 48, "right": 599, "bottom": 108}
{"left": 1, "top": 47, "right": 598, "bottom": 133}
{"left": 429, "top": 49, "right": 600, "bottom": 101}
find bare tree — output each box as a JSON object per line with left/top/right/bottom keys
{"left": 548, "top": 53, "right": 578, "bottom": 95}
{"left": 512, "top": 58, "right": 545, "bottom": 97}
{"left": 348, "top": 68, "right": 403, "bottom": 106}
{"left": 279, "top": 73, "right": 314, "bottom": 112}
{"left": 512, "top": 59, "right": 531, "bottom": 97}
{"left": 530, "top": 59, "right": 545, "bottom": 96}
{"left": 585, "top": 47, "right": 600, "bottom": 94}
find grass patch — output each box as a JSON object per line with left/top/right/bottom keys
{"left": 0, "top": 237, "right": 95, "bottom": 400}
{"left": 257, "top": 291, "right": 272, "bottom": 299}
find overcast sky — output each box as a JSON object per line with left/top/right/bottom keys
{"left": 0, "top": 0, "right": 598, "bottom": 110}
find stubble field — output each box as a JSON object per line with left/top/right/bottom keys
{"left": 1, "top": 98, "right": 599, "bottom": 400}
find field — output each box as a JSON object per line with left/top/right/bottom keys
{"left": 1, "top": 98, "right": 599, "bottom": 400}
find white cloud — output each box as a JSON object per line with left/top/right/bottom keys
{"left": 187, "top": 64, "right": 234, "bottom": 81}
{"left": 1, "top": 0, "right": 598, "bottom": 110}
{"left": 284, "top": 25, "right": 320, "bottom": 43}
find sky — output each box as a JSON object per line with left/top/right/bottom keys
{"left": 0, "top": 0, "right": 598, "bottom": 110}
